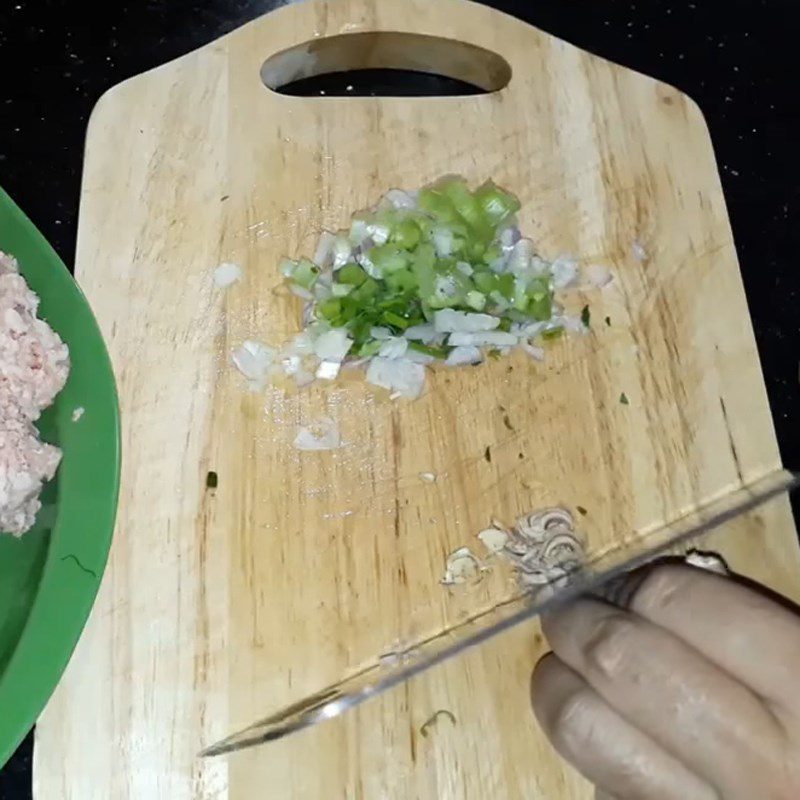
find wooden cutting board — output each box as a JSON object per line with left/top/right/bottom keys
{"left": 34, "top": 1, "right": 800, "bottom": 797}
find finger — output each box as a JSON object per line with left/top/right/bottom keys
{"left": 531, "top": 654, "right": 715, "bottom": 800}
{"left": 629, "top": 563, "right": 800, "bottom": 708}
{"left": 542, "top": 599, "right": 785, "bottom": 795}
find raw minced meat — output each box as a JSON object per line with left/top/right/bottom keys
{"left": 1, "top": 253, "right": 69, "bottom": 418}
{"left": 0, "top": 250, "right": 70, "bottom": 536}
{"left": 0, "top": 411, "right": 62, "bottom": 535}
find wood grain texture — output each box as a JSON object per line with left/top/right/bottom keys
{"left": 33, "top": 0, "right": 799, "bottom": 797}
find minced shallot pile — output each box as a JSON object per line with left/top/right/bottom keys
{"left": 229, "top": 177, "right": 612, "bottom": 400}
{"left": 0, "top": 251, "right": 70, "bottom": 536}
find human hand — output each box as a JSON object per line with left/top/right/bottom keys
{"left": 531, "top": 562, "right": 800, "bottom": 799}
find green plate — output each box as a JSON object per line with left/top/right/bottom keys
{"left": 0, "top": 187, "right": 120, "bottom": 767}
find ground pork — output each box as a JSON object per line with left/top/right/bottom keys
{"left": 0, "top": 250, "right": 70, "bottom": 536}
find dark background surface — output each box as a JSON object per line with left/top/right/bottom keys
{"left": 0, "top": 0, "right": 797, "bottom": 796}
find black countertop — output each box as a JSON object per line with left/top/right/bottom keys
{"left": 0, "top": 1, "right": 797, "bottom": 797}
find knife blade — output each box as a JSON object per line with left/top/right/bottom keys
{"left": 202, "top": 468, "right": 798, "bottom": 757}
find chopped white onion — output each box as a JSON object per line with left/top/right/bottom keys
{"left": 403, "top": 323, "right": 438, "bottom": 343}
{"left": 434, "top": 309, "right": 500, "bottom": 333}
{"left": 313, "top": 231, "right": 336, "bottom": 268}
{"left": 448, "top": 331, "right": 518, "bottom": 347}
{"left": 499, "top": 226, "right": 520, "bottom": 251}
{"left": 551, "top": 315, "right": 586, "bottom": 334}
{"left": 349, "top": 218, "right": 368, "bottom": 246}
{"left": 289, "top": 284, "right": 313, "bottom": 300}
{"left": 404, "top": 349, "right": 436, "bottom": 365}
{"left": 441, "top": 547, "right": 482, "bottom": 585}
{"left": 285, "top": 352, "right": 317, "bottom": 385}
{"left": 367, "top": 222, "right": 390, "bottom": 245}
{"left": 507, "top": 238, "right": 534, "bottom": 275}
{"left": 514, "top": 276, "right": 527, "bottom": 303}
{"left": 512, "top": 320, "right": 547, "bottom": 338}
{"left": 356, "top": 250, "right": 381, "bottom": 279}
{"left": 289, "top": 332, "right": 314, "bottom": 356}
{"left": 551, "top": 255, "right": 580, "bottom": 289}
{"left": 312, "top": 274, "right": 333, "bottom": 302}
{"left": 231, "top": 341, "right": 275, "bottom": 385}
{"left": 370, "top": 326, "right": 393, "bottom": 340}
{"left": 271, "top": 179, "right": 599, "bottom": 404}
{"left": 378, "top": 337, "right": 409, "bottom": 359}
{"left": 432, "top": 227, "right": 454, "bottom": 257}
{"left": 213, "top": 262, "right": 242, "bottom": 288}
{"left": 313, "top": 329, "right": 353, "bottom": 362}
{"left": 530, "top": 256, "right": 551, "bottom": 276}
{"left": 366, "top": 357, "right": 426, "bottom": 399}
{"left": 316, "top": 360, "right": 342, "bottom": 380}
{"left": 293, "top": 418, "right": 340, "bottom": 451}
{"left": 332, "top": 234, "right": 352, "bottom": 269}
{"left": 384, "top": 188, "right": 417, "bottom": 210}
{"left": 279, "top": 258, "right": 295, "bottom": 278}
{"left": 478, "top": 527, "right": 509, "bottom": 554}
{"left": 331, "top": 283, "right": 352, "bottom": 297}
{"left": 280, "top": 353, "right": 302, "bottom": 375}
{"left": 445, "top": 345, "right": 483, "bottom": 366}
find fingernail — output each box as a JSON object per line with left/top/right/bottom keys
{"left": 684, "top": 550, "right": 729, "bottom": 576}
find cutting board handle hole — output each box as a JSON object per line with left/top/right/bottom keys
{"left": 261, "top": 32, "right": 511, "bottom": 97}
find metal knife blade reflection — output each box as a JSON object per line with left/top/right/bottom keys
{"left": 202, "top": 469, "right": 799, "bottom": 758}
